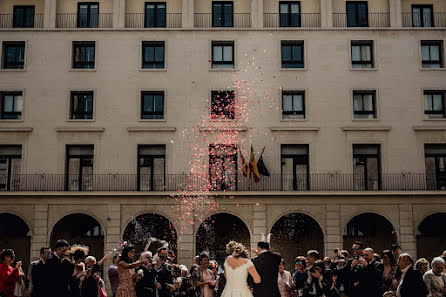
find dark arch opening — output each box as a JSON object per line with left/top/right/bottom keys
{"left": 270, "top": 213, "right": 324, "bottom": 271}
{"left": 417, "top": 212, "right": 446, "bottom": 261}
{"left": 123, "top": 213, "right": 177, "bottom": 260}
{"left": 196, "top": 213, "right": 250, "bottom": 265}
{"left": 343, "top": 213, "right": 397, "bottom": 253}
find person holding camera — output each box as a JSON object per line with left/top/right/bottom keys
{"left": 304, "top": 260, "right": 334, "bottom": 297}
{"left": 0, "top": 249, "right": 24, "bottom": 297}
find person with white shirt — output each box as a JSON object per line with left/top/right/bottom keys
{"left": 423, "top": 257, "right": 446, "bottom": 297}
{"left": 396, "top": 253, "right": 427, "bottom": 297}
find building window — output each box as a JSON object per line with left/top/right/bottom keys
{"left": 77, "top": 2, "right": 99, "bottom": 28}
{"left": 353, "top": 91, "right": 376, "bottom": 119}
{"left": 281, "top": 144, "right": 309, "bottom": 191}
{"left": 346, "top": 1, "right": 368, "bottom": 27}
{"left": 141, "top": 91, "right": 164, "bottom": 119}
{"left": 281, "top": 41, "right": 304, "bottom": 68}
{"left": 425, "top": 144, "right": 446, "bottom": 190}
{"left": 353, "top": 144, "right": 381, "bottom": 190}
{"left": 145, "top": 2, "right": 166, "bottom": 28}
{"left": 425, "top": 91, "right": 446, "bottom": 119}
{"left": 142, "top": 41, "right": 165, "bottom": 69}
{"left": 279, "top": 1, "right": 301, "bottom": 27}
{"left": 13, "top": 6, "right": 35, "bottom": 28}
{"left": 65, "top": 145, "right": 94, "bottom": 191}
{"left": 211, "top": 90, "right": 235, "bottom": 119}
{"left": 412, "top": 5, "right": 433, "bottom": 27}
{"left": 0, "top": 145, "right": 21, "bottom": 191}
{"left": 138, "top": 145, "right": 165, "bottom": 191}
{"left": 421, "top": 41, "right": 444, "bottom": 69}
{"left": 72, "top": 41, "right": 95, "bottom": 69}
{"left": 282, "top": 91, "right": 305, "bottom": 119}
{"left": 209, "top": 144, "right": 237, "bottom": 190}
{"left": 2, "top": 42, "right": 25, "bottom": 69}
{"left": 70, "top": 91, "right": 93, "bottom": 120}
{"left": 351, "top": 41, "right": 374, "bottom": 68}
{"left": 0, "top": 92, "right": 23, "bottom": 120}
{"left": 211, "top": 41, "right": 234, "bottom": 69}
{"left": 212, "top": 1, "right": 233, "bottom": 27}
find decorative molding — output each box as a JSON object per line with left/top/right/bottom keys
{"left": 270, "top": 127, "right": 319, "bottom": 132}
{"left": 413, "top": 126, "right": 446, "bottom": 131}
{"left": 0, "top": 127, "right": 33, "bottom": 132}
{"left": 55, "top": 127, "right": 105, "bottom": 132}
{"left": 341, "top": 126, "right": 391, "bottom": 132}
{"left": 127, "top": 127, "right": 176, "bottom": 132}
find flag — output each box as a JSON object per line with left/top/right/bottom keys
{"left": 240, "top": 150, "right": 248, "bottom": 177}
{"left": 257, "top": 147, "right": 270, "bottom": 176}
{"left": 248, "top": 145, "right": 261, "bottom": 183}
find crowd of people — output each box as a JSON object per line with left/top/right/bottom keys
{"left": 0, "top": 239, "right": 445, "bottom": 297}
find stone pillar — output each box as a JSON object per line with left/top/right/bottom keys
{"left": 44, "top": 0, "right": 57, "bottom": 28}
{"left": 182, "top": 0, "right": 194, "bottom": 28}
{"left": 251, "top": 0, "right": 263, "bottom": 28}
{"left": 326, "top": 205, "right": 341, "bottom": 256}
{"left": 320, "top": 0, "right": 333, "bottom": 28}
{"left": 251, "top": 204, "right": 268, "bottom": 249}
{"left": 113, "top": 0, "right": 126, "bottom": 28}
{"left": 104, "top": 204, "right": 121, "bottom": 295}
{"left": 30, "top": 205, "right": 49, "bottom": 261}
{"left": 176, "top": 221, "right": 195, "bottom": 268}
{"left": 389, "top": 0, "right": 402, "bottom": 27}
{"left": 399, "top": 204, "right": 416, "bottom": 257}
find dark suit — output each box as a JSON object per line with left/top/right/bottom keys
{"left": 399, "top": 265, "right": 428, "bottom": 297}
{"left": 46, "top": 252, "right": 74, "bottom": 297}
{"left": 136, "top": 264, "right": 157, "bottom": 297}
{"left": 154, "top": 263, "right": 173, "bottom": 297}
{"left": 345, "top": 259, "right": 383, "bottom": 297}
{"left": 251, "top": 251, "right": 282, "bottom": 297}
{"left": 30, "top": 259, "right": 48, "bottom": 297}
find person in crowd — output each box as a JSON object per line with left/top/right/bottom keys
{"left": 330, "top": 270, "right": 341, "bottom": 297}
{"left": 171, "top": 264, "right": 190, "bottom": 297}
{"left": 80, "top": 256, "right": 106, "bottom": 297}
{"left": 154, "top": 254, "right": 173, "bottom": 297}
{"left": 293, "top": 256, "right": 308, "bottom": 297}
{"left": 278, "top": 259, "right": 292, "bottom": 297}
{"left": 373, "top": 253, "right": 381, "bottom": 263}
{"left": 306, "top": 251, "right": 320, "bottom": 269}
{"left": 422, "top": 257, "right": 446, "bottom": 297}
{"left": 135, "top": 251, "right": 156, "bottom": 297}
{"left": 343, "top": 241, "right": 364, "bottom": 297}
{"left": 360, "top": 248, "right": 383, "bottom": 297}
{"left": 415, "top": 258, "right": 430, "bottom": 276}
{"left": 323, "top": 257, "right": 332, "bottom": 271}
{"left": 108, "top": 254, "right": 121, "bottom": 297}
{"left": 304, "top": 260, "right": 333, "bottom": 297}
{"left": 28, "top": 247, "right": 50, "bottom": 297}
{"left": 396, "top": 253, "right": 428, "bottom": 297}
{"left": 332, "top": 256, "right": 347, "bottom": 297}
{"left": 332, "top": 249, "right": 340, "bottom": 261}
{"left": 71, "top": 246, "right": 89, "bottom": 297}
{"left": 116, "top": 245, "right": 150, "bottom": 297}
{"left": 46, "top": 239, "right": 75, "bottom": 297}
{"left": 0, "top": 249, "right": 23, "bottom": 297}
{"left": 381, "top": 250, "right": 400, "bottom": 296}
{"left": 191, "top": 252, "right": 215, "bottom": 297}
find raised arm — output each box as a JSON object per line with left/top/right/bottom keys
{"left": 118, "top": 259, "right": 148, "bottom": 270}
{"left": 247, "top": 264, "right": 261, "bottom": 284}
{"left": 97, "top": 253, "right": 111, "bottom": 266}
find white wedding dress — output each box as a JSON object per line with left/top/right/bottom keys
{"left": 221, "top": 258, "right": 255, "bottom": 297}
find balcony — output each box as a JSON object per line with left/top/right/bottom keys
{"left": 0, "top": 14, "right": 44, "bottom": 28}
{"left": 194, "top": 13, "right": 251, "bottom": 28}
{"left": 0, "top": 173, "right": 444, "bottom": 192}
{"left": 56, "top": 13, "right": 113, "bottom": 28}
{"left": 263, "top": 13, "right": 321, "bottom": 28}
{"left": 402, "top": 12, "right": 446, "bottom": 27}
{"left": 333, "top": 13, "right": 390, "bottom": 27}
{"left": 125, "top": 13, "right": 182, "bottom": 28}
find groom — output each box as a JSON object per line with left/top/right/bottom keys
{"left": 251, "top": 241, "right": 282, "bottom": 297}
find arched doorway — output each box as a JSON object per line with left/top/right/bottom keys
{"left": 343, "top": 213, "right": 397, "bottom": 253}
{"left": 196, "top": 213, "right": 250, "bottom": 265}
{"left": 50, "top": 214, "right": 105, "bottom": 261}
{"left": 0, "top": 213, "right": 31, "bottom": 274}
{"left": 270, "top": 213, "right": 324, "bottom": 271}
{"left": 417, "top": 213, "right": 446, "bottom": 261}
{"left": 123, "top": 213, "right": 177, "bottom": 260}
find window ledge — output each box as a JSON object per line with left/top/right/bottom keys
{"left": 349, "top": 68, "right": 379, "bottom": 71}
{"left": 67, "top": 119, "right": 95, "bottom": 122}
{"left": 423, "top": 118, "right": 446, "bottom": 121}
{"left": 69, "top": 69, "right": 97, "bottom": 72}
{"left": 0, "top": 69, "right": 26, "bottom": 72}
{"left": 209, "top": 68, "right": 237, "bottom": 72}
{"left": 352, "top": 119, "right": 380, "bottom": 122}
{"left": 127, "top": 127, "right": 176, "bottom": 132}
{"left": 280, "top": 119, "right": 307, "bottom": 122}
{"left": 139, "top": 68, "right": 167, "bottom": 72}
{"left": 55, "top": 127, "right": 105, "bottom": 132}
{"left": 199, "top": 126, "right": 247, "bottom": 132}
{"left": 419, "top": 68, "right": 446, "bottom": 71}
{"left": 138, "top": 119, "right": 167, "bottom": 122}
{"left": 0, "top": 127, "right": 33, "bottom": 132}
{"left": 413, "top": 126, "right": 446, "bottom": 131}
{"left": 270, "top": 127, "right": 319, "bottom": 131}
{"left": 341, "top": 126, "right": 391, "bottom": 131}
{"left": 0, "top": 119, "right": 24, "bottom": 123}
{"left": 280, "top": 68, "right": 307, "bottom": 71}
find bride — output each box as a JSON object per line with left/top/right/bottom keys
{"left": 221, "top": 242, "right": 261, "bottom": 297}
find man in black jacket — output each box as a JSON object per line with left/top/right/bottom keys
{"left": 46, "top": 239, "right": 74, "bottom": 297}
{"left": 396, "top": 253, "right": 428, "bottom": 297}
{"left": 251, "top": 241, "right": 282, "bottom": 297}
{"left": 154, "top": 254, "right": 173, "bottom": 297}
{"left": 28, "top": 247, "right": 51, "bottom": 297}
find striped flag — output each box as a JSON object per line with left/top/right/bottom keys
{"left": 240, "top": 150, "right": 248, "bottom": 177}
{"left": 248, "top": 145, "right": 261, "bottom": 183}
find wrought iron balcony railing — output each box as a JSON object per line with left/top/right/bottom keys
{"left": 56, "top": 13, "right": 113, "bottom": 28}
{"left": 194, "top": 13, "right": 251, "bottom": 28}
{"left": 333, "top": 13, "right": 390, "bottom": 27}
{"left": 0, "top": 173, "right": 445, "bottom": 192}
{"left": 125, "top": 13, "right": 182, "bottom": 28}
{"left": 263, "top": 13, "right": 321, "bottom": 28}
{"left": 0, "top": 14, "right": 44, "bottom": 28}
{"left": 402, "top": 12, "right": 446, "bottom": 27}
